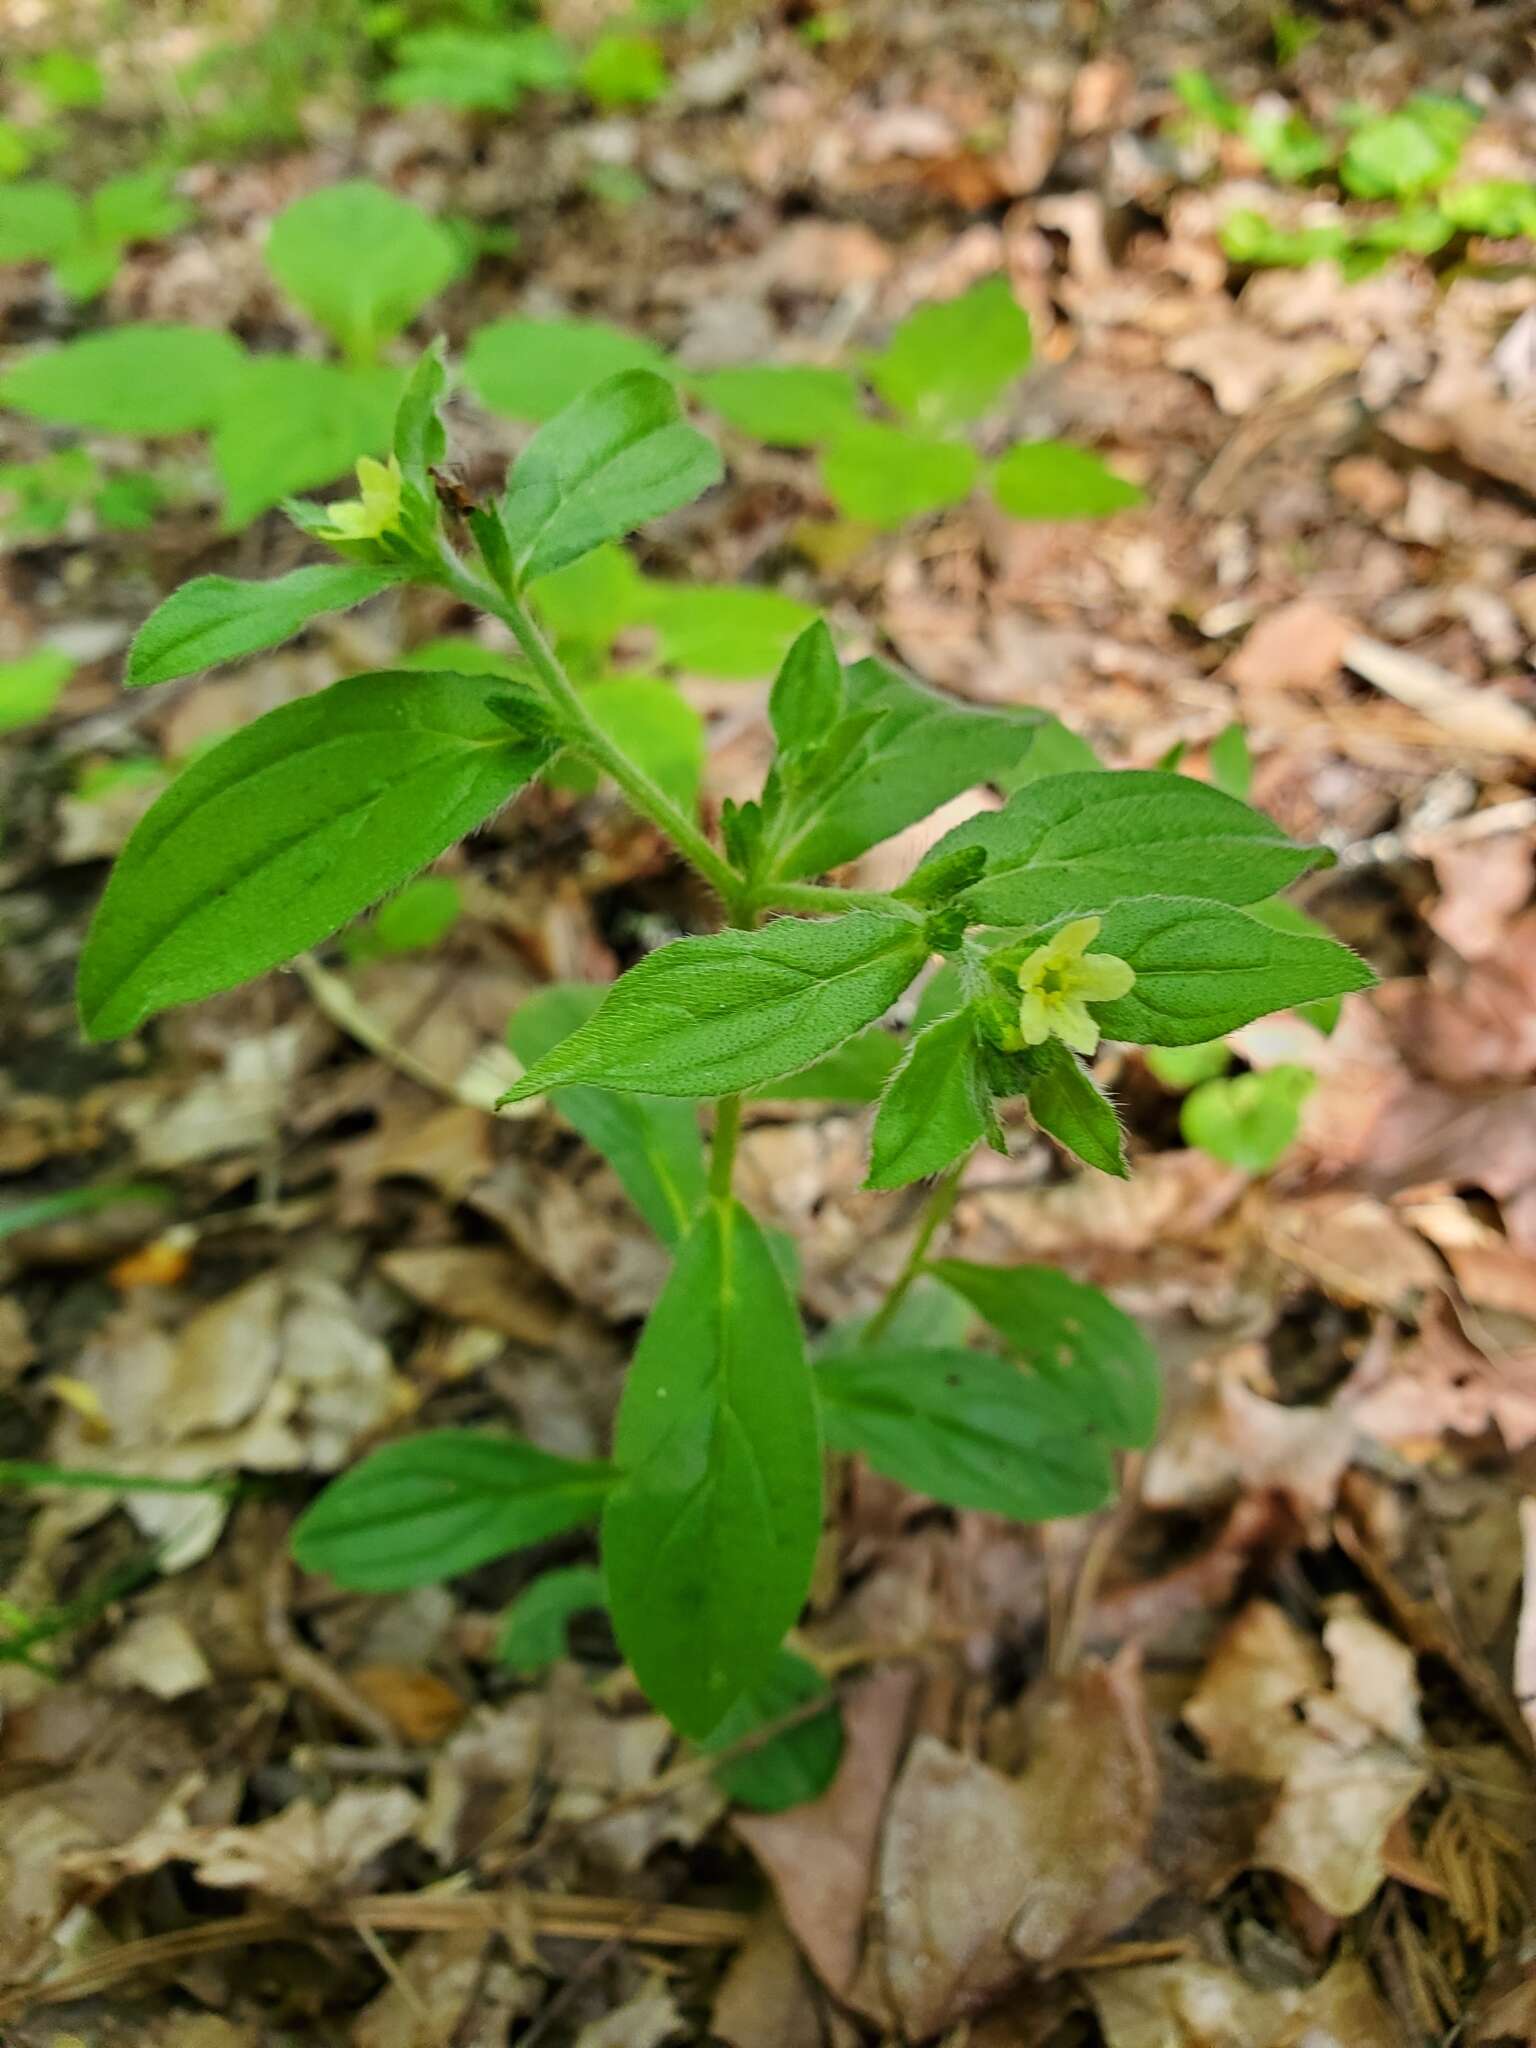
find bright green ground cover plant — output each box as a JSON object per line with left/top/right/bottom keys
{"left": 76, "top": 344, "right": 1373, "bottom": 1797}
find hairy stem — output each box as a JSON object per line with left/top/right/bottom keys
{"left": 439, "top": 552, "right": 745, "bottom": 907}
{"left": 862, "top": 1157, "right": 966, "bottom": 1345}
{"left": 758, "top": 881, "right": 921, "bottom": 920}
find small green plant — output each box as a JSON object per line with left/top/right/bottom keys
{"left": 1175, "top": 77, "right": 1533, "bottom": 279}
{"left": 466, "top": 277, "right": 1144, "bottom": 530}
{"left": 71, "top": 346, "right": 1374, "bottom": 1768}
{"left": 0, "top": 167, "right": 190, "bottom": 299}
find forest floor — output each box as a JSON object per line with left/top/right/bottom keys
{"left": 4, "top": 0, "right": 1536, "bottom": 2041}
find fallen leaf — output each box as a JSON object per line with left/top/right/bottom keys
{"left": 712, "top": 1906, "right": 826, "bottom": 2048}
{"left": 1228, "top": 598, "right": 1356, "bottom": 697}
{"left": 572, "top": 1976, "right": 686, "bottom": 2048}
{"left": 91, "top": 1613, "right": 212, "bottom": 1701}
{"left": 351, "top": 1665, "right": 468, "bottom": 1745}
{"left": 352, "top": 1929, "right": 541, "bottom": 2048}
{"left": 1088, "top": 1956, "right": 1397, "bottom": 2048}
{"left": 177, "top": 1787, "right": 423, "bottom": 1903}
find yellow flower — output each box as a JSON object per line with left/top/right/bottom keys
{"left": 1016, "top": 916, "right": 1135, "bottom": 1057}
{"left": 317, "top": 454, "right": 404, "bottom": 542}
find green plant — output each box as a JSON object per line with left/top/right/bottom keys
{"left": 0, "top": 167, "right": 190, "bottom": 299}
{"left": 468, "top": 277, "right": 1144, "bottom": 533}
{"left": 73, "top": 347, "right": 1372, "bottom": 1767}
{"left": 1175, "top": 77, "right": 1529, "bottom": 280}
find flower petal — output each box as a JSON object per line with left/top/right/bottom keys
{"left": 1052, "top": 917, "right": 1102, "bottom": 961}
{"left": 1018, "top": 991, "right": 1053, "bottom": 1045}
{"left": 1054, "top": 999, "right": 1101, "bottom": 1057}
{"left": 1075, "top": 952, "right": 1136, "bottom": 1002}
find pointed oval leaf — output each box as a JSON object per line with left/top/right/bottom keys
{"left": 693, "top": 364, "right": 862, "bottom": 446}
{"left": 1020, "top": 1039, "right": 1128, "bottom": 1178}
{"left": 213, "top": 358, "right": 401, "bottom": 526}
{"left": 466, "top": 316, "right": 672, "bottom": 421}
{"left": 929, "top": 1262, "right": 1160, "bottom": 1449}
{"left": 495, "top": 1564, "right": 608, "bottom": 1676}
{"left": 769, "top": 620, "right": 843, "bottom": 758}
{"left": 292, "top": 1431, "right": 613, "bottom": 1592}
{"left": 501, "top": 911, "right": 930, "bottom": 1102}
{"left": 79, "top": 669, "right": 554, "bottom": 1040}
{"left": 920, "top": 772, "right": 1327, "bottom": 928}
{"left": 508, "top": 984, "right": 706, "bottom": 1245}
{"left": 866, "top": 277, "right": 1033, "bottom": 430}
{"left": 820, "top": 421, "right": 979, "bottom": 527}
{"left": 991, "top": 440, "right": 1145, "bottom": 521}
{"left": 127, "top": 564, "right": 400, "bottom": 687}
{"left": 603, "top": 1199, "right": 822, "bottom": 1738}
{"left": 702, "top": 1648, "right": 843, "bottom": 1811}
{"left": 867, "top": 1008, "right": 996, "bottom": 1190}
{"left": 817, "top": 1346, "right": 1114, "bottom": 1518}
{"left": 1085, "top": 896, "right": 1374, "bottom": 1048}
{"left": 497, "top": 370, "right": 722, "bottom": 585}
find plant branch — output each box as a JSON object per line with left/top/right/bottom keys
{"left": 709, "top": 1094, "right": 742, "bottom": 1203}
{"left": 755, "top": 881, "right": 918, "bottom": 919}
{"left": 437, "top": 551, "right": 744, "bottom": 907}
{"left": 862, "top": 1157, "right": 966, "bottom": 1345}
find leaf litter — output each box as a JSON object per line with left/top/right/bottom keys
{"left": 3, "top": 0, "right": 1536, "bottom": 2039}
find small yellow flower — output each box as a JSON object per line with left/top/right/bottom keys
{"left": 318, "top": 454, "right": 404, "bottom": 543}
{"left": 1016, "top": 916, "right": 1135, "bottom": 1057}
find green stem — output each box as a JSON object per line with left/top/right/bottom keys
{"left": 710, "top": 1094, "right": 742, "bottom": 1204}
{"left": 862, "top": 1158, "right": 966, "bottom": 1345}
{"left": 757, "top": 881, "right": 919, "bottom": 920}
{"left": 439, "top": 552, "right": 745, "bottom": 908}
{"left": 0, "top": 1460, "right": 236, "bottom": 1497}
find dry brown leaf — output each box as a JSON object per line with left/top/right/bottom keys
{"left": 379, "top": 1243, "right": 579, "bottom": 1349}
{"left": 176, "top": 1787, "right": 423, "bottom": 1903}
{"left": 419, "top": 1696, "right": 546, "bottom": 1864}
{"left": 351, "top": 1665, "right": 468, "bottom": 1746}
{"left": 90, "top": 1613, "right": 212, "bottom": 1701}
{"left": 1514, "top": 1497, "right": 1536, "bottom": 1754}
{"left": 735, "top": 1667, "right": 917, "bottom": 2015}
{"left": 1263, "top": 1193, "right": 1443, "bottom": 1314}
{"left": 1343, "top": 1296, "right": 1536, "bottom": 1453}
{"left": 572, "top": 1976, "right": 686, "bottom": 2048}
{"left": 1142, "top": 1352, "right": 1357, "bottom": 1530}
{"left": 1088, "top": 1956, "right": 1397, "bottom": 2048}
{"left": 352, "top": 1928, "right": 541, "bottom": 2048}
{"left": 545, "top": 1674, "right": 721, "bottom": 1876}
{"left": 1228, "top": 597, "right": 1356, "bottom": 697}
{"left": 1430, "top": 835, "right": 1534, "bottom": 961}
{"left": 1183, "top": 1600, "right": 1328, "bottom": 1782}
{"left": 711, "top": 1907, "right": 826, "bottom": 2048}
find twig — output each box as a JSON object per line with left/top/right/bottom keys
{"left": 1052, "top": 1453, "right": 1144, "bottom": 1677}
{"left": 263, "top": 1541, "right": 397, "bottom": 1746}
{"left": 1343, "top": 636, "right": 1536, "bottom": 763}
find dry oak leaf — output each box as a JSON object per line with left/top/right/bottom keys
{"left": 178, "top": 1787, "right": 423, "bottom": 1902}
{"left": 1088, "top": 1956, "right": 1398, "bottom": 2048}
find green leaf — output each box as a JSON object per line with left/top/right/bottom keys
{"left": 0, "top": 181, "right": 83, "bottom": 262}
{"left": 213, "top": 359, "right": 401, "bottom": 526}
{"left": 867, "top": 1009, "right": 997, "bottom": 1190}
{"left": 292, "top": 1431, "right": 613, "bottom": 1592}
{"left": 348, "top": 876, "right": 462, "bottom": 959}
{"left": 0, "top": 648, "right": 74, "bottom": 732}
{"left": 603, "top": 1199, "right": 821, "bottom": 1738}
{"left": 508, "top": 984, "right": 706, "bottom": 1245}
{"left": 581, "top": 31, "right": 668, "bottom": 108}
{"left": 393, "top": 339, "right": 449, "bottom": 494}
{"left": 991, "top": 441, "right": 1144, "bottom": 520}
{"left": 1247, "top": 897, "right": 1345, "bottom": 1031}
{"left": 495, "top": 1564, "right": 607, "bottom": 1676}
{"left": 770, "top": 620, "right": 843, "bottom": 758}
{"left": 466, "top": 316, "right": 672, "bottom": 422}
{"left": 930, "top": 1260, "right": 1160, "bottom": 1449}
{"left": 995, "top": 714, "right": 1102, "bottom": 791}
{"left": 633, "top": 580, "right": 817, "bottom": 680}
{"left": 1439, "top": 180, "right": 1536, "bottom": 238}
{"left": 1083, "top": 896, "right": 1374, "bottom": 1047}
{"left": 1144, "top": 1040, "right": 1232, "bottom": 1090}
{"left": 1181, "top": 1064, "right": 1316, "bottom": 1173}
{"left": 816, "top": 1277, "right": 974, "bottom": 1357}
{"left": 530, "top": 544, "right": 645, "bottom": 650}
{"left": 79, "top": 669, "right": 555, "bottom": 1040}
{"left": 746, "top": 1025, "right": 902, "bottom": 1103}
{"left": 692, "top": 364, "right": 862, "bottom": 446}
{"left": 1219, "top": 210, "right": 1349, "bottom": 269}
{"left": 501, "top": 911, "right": 929, "bottom": 1101}
{"left": 90, "top": 168, "right": 190, "bottom": 246}
{"left": 381, "top": 27, "right": 575, "bottom": 111}
{"left": 126, "top": 564, "right": 399, "bottom": 688}
{"left": 1022, "top": 1038, "right": 1128, "bottom": 1177}
{"left": 702, "top": 1649, "right": 843, "bottom": 1811}
{"left": 773, "top": 656, "right": 1041, "bottom": 879}
{"left": 266, "top": 180, "right": 462, "bottom": 359}
{"left": 1206, "top": 723, "right": 1253, "bottom": 801}
{"left": 0, "top": 324, "right": 246, "bottom": 434}
{"left": 866, "top": 277, "right": 1033, "bottom": 429}
{"left": 1341, "top": 96, "right": 1476, "bottom": 199}
{"left": 923, "top": 771, "right": 1327, "bottom": 928}
{"left": 1173, "top": 69, "right": 1246, "bottom": 134}
{"left": 820, "top": 422, "right": 979, "bottom": 527}
{"left": 495, "top": 369, "right": 722, "bottom": 585}
{"left": 25, "top": 49, "right": 104, "bottom": 109}
{"left": 818, "top": 1347, "right": 1114, "bottom": 1518}
{"left": 1244, "top": 110, "right": 1332, "bottom": 183}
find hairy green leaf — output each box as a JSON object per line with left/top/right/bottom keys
{"left": 466, "top": 316, "right": 671, "bottom": 421}
{"left": 820, "top": 421, "right": 979, "bottom": 527}
{"left": 818, "top": 1347, "right": 1114, "bottom": 1518}
{"left": 990, "top": 441, "right": 1144, "bottom": 520}
{"left": 866, "top": 277, "right": 1033, "bottom": 429}
{"left": 508, "top": 984, "right": 706, "bottom": 1245}
{"left": 922, "top": 771, "right": 1327, "bottom": 927}
{"left": 770, "top": 620, "right": 843, "bottom": 759}
{"left": 501, "top": 911, "right": 929, "bottom": 1102}
{"left": 693, "top": 364, "right": 862, "bottom": 446}
{"left": 266, "top": 181, "right": 462, "bottom": 359}
{"left": 496, "top": 369, "right": 721, "bottom": 584}
{"left": 292, "top": 1431, "right": 613, "bottom": 1591}
{"left": 867, "top": 1009, "right": 997, "bottom": 1190}
{"left": 394, "top": 340, "right": 449, "bottom": 493}
{"left": 79, "top": 669, "right": 554, "bottom": 1040}
{"left": 702, "top": 1649, "right": 843, "bottom": 1810}
{"left": 746, "top": 1025, "right": 902, "bottom": 1103}
{"left": 930, "top": 1261, "right": 1160, "bottom": 1449}
{"left": 126, "top": 565, "right": 399, "bottom": 687}
{"left": 1022, "top": 1039, "right": 1128, "bottom": 1177}
{"left": 1084, "top": 896, "right": 1374, "bottom": 1047}
{"left": 774, "top": 657, "right": 1041, "bottom": 879}
{"left": 1, "top": 324, "right": 246, "bottom": 434}
{"left": 603, "top": 1200, "right": 822, "bottom": 1737}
